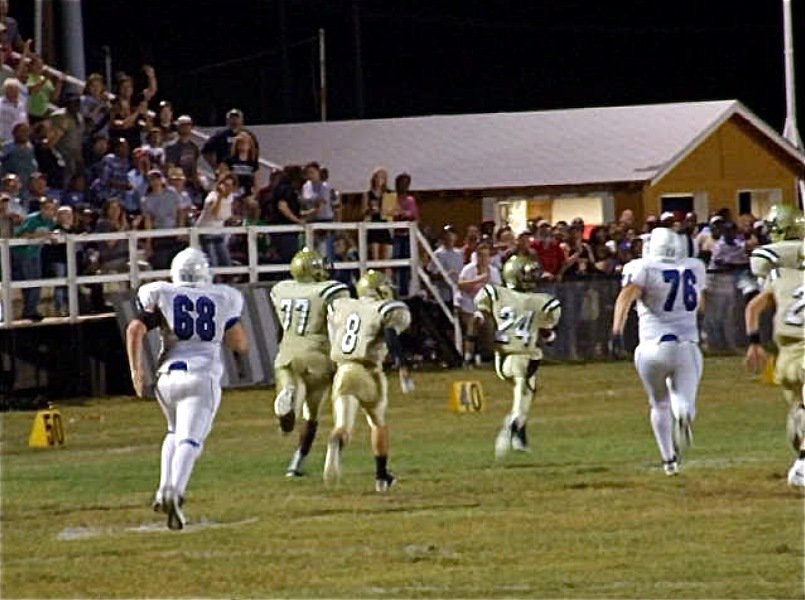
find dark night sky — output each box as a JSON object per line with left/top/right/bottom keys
{"left": 14, "top": 0, "right": 805, "bottom": 133}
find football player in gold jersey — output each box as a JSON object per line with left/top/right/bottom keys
{"left": 745, "top": 238, "right": 805, "bottom": 487}
{"left": 475, "top": 255, "right": 562, "bottom": 458}
{"left": 270, "top": 248, "right": 350, "bottom": 477}
{"left": 324, "top": 270, "right": 413, "bottom": 492}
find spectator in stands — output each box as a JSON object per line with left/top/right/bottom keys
{"left": 166, "top": 166, "right": 195, "bottom": 217}
{"left": 26, "top": 172, "right": 49, "bottom": 210}
{"left": 362, "top": 166, "right": 392, "bottom": 264}
{"left": 557, "top": 225, "right": 594, "bottom": 360}
{"left": 156, "top": 100, "right": 177, "bottom": 144}
{"left": 141, "top": 169, "right": 185, "bottom": 269}
{"left": 84, "top": 132, "right": 108, "bottom": 183}
{"left": 43, "top": 205, "right": 76, "bottom": 316}
{"left": 391, "top": 172, "right": 419, "bottom": 296}
{"left": 504, "top": 230, "right": 538, "bottom": 264}
{"left": 80, "top": 73, "right": 110, "bottom": 137}
{"left": 491, "top": 226, "right": 515, "bottom": 270}
{"left": 202, "top": 108, "right": 258, "bottom": 168}
{"left": 141, "top": 127, "right": 165, "bottom": 167}
{"left": 456, "top": 239, "right": 500, "bottom": 367}
{"left": 31, "top": 120, "right": 66, "bottom": 191}
{"left": 125, "top": 147, "right": 151, "bottom": 215}
{"left": 270, "top": 164, "right": 305, "bottom": 264}
{"left": 94, "top": 198, "right": 130, "bottom": 273}
{"left": 225, "top": 131, "right": 259, "bottom": 196}
{"left": 51, "top": 92, "right": 85, "bottom": 182}
{"left": 461, "top": 224, "right": 479, "bottom": 264}
{"left": 12, "top": 196, "right": 57, "bottom": 320}
{"left": 0, "top": 77, "right": 25, "bottom": 144}
{"left": 61, "top": 172, "right": 86, "bottom": 208}
{"left": 109, "top": 66, "right": 156, "bottom": 150}
{"left": 25, "top": 53, "right": 63, "bottom": 124}
{"left": 164, "top": 115, "right": 201, "bottom": 201}
{"left": 332, "top": 233, "right": 359, "bottom": 288}
{"left": 589, "top": 225, "right": 617, "bottom": 276}
{"left": 196, "top": 173, "right": 236, "bottom": 268}
{"left": 532, "top": 220, "right": 564, "bottom": 280}
{"left": 0, "top": 0, "right": 23, "bottom": 52}
{"left": 618, "top": 209, "right": 635, "bottom": 229}
{"left": 91, "top": 137, "right": 131, "bottom": 208}
{"left": 301, "top": 161, "right": 338, "bottom": 258}
{"left": 427, "top": 225, "right": 463, "bottom": 305}
{"left": 1, "top": 121, "right": 37, "bottom": 199}
{"left": 1, "top": 172, "right": 23, "bottom": 220}
{"left": 0, "top": 192, "right": 12, "bottom": 237}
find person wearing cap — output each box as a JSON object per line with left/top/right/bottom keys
{"left": 0, "top": 77, "right": 25, "bottom": 144}
{"left": 141, "top": 168, "right": 185, "bottom": 269}
{"left": 1, "top": 121, "right": 37, "bottom": 200}
{"left": 201, "top": 108, "right": 259, "bottom": 169}
{"left": 164, "top": 115, "right": 201, "bottom": 201}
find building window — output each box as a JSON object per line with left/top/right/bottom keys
{"left": 661, "top": 194, "right": 694, "bottom": 215}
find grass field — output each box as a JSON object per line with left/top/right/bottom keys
{"left": 1, "top": 356, "right": 803, "bottom": 598}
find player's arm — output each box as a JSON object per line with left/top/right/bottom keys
{"left": 126, "top": 291, "right": 162, "bottom": 397}
{"left": 225, "top": 322, "right": 248, "bottom": 353}
{"left": 744, "top": 288, "right": 775, "bottom": 374}
{"left": 539, "top": 296, "right": 562, "bottom": 344}
{"left": 382, "top": 302, "right": 414, "bottom": 393}
{"left": 612, "top": 283, "right": 642, "bottom": 336}
{"left": 473, "top": 284, "right": 494, "bottom": 326}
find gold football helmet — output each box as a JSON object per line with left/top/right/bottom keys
{"left": 356, "top": 269, "right": 396, "bottom": 300}
{"left": 289, "top": 247, "right": 330, "bottom": 283}
{"left": 765, "top": 204, "right": 805, "bottom": 243}
{"left": 502, "top": 255, "right": 541, "bottom": 291}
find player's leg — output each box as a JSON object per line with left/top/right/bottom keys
{"left": 494, "top": 355, "right": 535, "bottom": 458}
{"left": 634, "top": 343, "right": 677, "bottom": 473}
{"left": 165, "top": 373, "right": 220, "bottom": 529}
{"left": 364, "top": 370, "right": 394, "bottom": 492}
{"left": 667, "top": 342, "right": 703, "bottom": 458}
{"left": 153, "top": 375, "right": 178, "bottom": 511}
{"left": 286, "top": 360, "right": 332, "bottom": 477}
{"left": 273, "top": 363, "right": 299, "bottom": 433}
{"left": 783, "top": 347, "right": 805, "bottom": 486}
{"left": 324, "top": 364, "right": 363, "bottom": 484}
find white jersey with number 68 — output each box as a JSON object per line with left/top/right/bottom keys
{"left": 136, "top": 280, "right": 244, "bottom": 380}
{"left": 621, "top": 256, "right": 707, "bottom": 344}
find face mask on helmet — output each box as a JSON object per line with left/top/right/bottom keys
{"left": 503, "top": 256, "right": 540, "bottom": 291}
{"left": 765, "top": 204, "right": 805, "bottom": 243}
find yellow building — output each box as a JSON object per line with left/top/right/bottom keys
{"left": 245, "top": 100, "right": 805, "bottom": 233}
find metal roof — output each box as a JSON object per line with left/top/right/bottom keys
{"left": 234, "top": 100, "right": 805, "bottom": 194}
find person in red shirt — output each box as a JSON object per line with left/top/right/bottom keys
{"left": 531, "top": 220, "right": 565, "bottom": 280}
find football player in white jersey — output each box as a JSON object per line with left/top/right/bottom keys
{"left": 126, "top": 247, "right": 248, "bottom": 529}
{"left": 612, "top": 227, "right": 707, "bottom": 475}
{"left": 269, "top": 248, "right": 350, "bottom": 477}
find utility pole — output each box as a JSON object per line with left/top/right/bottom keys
{"left": 352, "top": 0, "right": 365, "bottom": 118}
{"left": 319, "top": 28, "right": 327, "bottom": 121}
{"left": 782, "top": 0, "right": 805, "bottom": 207}
{"left": 278, "top": 0, "right": 293, "bottom": 121}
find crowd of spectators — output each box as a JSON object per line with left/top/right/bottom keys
{"left": 425, "top": 207, "right": 770, "bottom": 363}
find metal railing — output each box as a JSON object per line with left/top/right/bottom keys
{"left": 0, "top": 221, "right": 429, "bottom": 324}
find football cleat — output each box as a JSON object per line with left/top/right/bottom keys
{"left": 663, "top": 457, "right": 680, "bottom": 476}
{"left": 161, "top": 487, "right": 186, "bottom": 531}
{"left": 323, "top": 437, "right": 343, "bottom": 485}
{"left": 375, "top": 472, "right": 396, "bottom": 493}
{"left": 285, "top": 450, "right": 305, "bottom": 478}
{"left": 511, "top": 424, "right": 530, "bottom": 453}
{"left": 787, "top": 459, "right": 805, "bottom": 487}
{"left": 494, "top": 417, "right": 516, "bottom": 459}
{"left": 151, "top": 489, "right": 164, "bottom": 513}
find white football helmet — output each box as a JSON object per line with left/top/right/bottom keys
{"left": 646, "top": 227, "right": 688, "bottom": 262}
{"left": 170, "top": 247, "right": 212, "bottom": 285}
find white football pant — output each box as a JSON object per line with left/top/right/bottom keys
{"left": 635, "top": 341, "right": 702, "bottom": 421}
